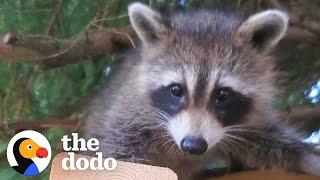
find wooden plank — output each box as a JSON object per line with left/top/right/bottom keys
{"left": 49, "top": 152, "right": 178, "bottom": 180}
{"left": 50, "top": 152, "right": 318, "bottom": 180}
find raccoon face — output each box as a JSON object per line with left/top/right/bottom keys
{"left": 129, "top": 3, "right": 288, "bottom": 155}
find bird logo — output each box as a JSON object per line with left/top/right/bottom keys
{"left": 7, "top": 130, "right": 51, "bottom": 176}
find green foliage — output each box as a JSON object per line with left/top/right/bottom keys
{"left": 0, "top": 0, "right": 130, "bottom": 179}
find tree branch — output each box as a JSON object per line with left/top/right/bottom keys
{"left": 264, "top": 0, "right": 320, "bottom": 42}
{"left": 44, "top": 0, "right": 63, "bottom": 35}
{"left": 1, "top": 1, "right": 320, "bottom": 69}
{"left": 285, "top": 26, "right": 318, "bottom": 42}
{"left": 0, "top": 26, "right": 136, "bottom": 68}
{"left": 287, "top": 106, "right": 320, "bottom": 133}
{"left": 0, "top": 117, "right": 81, "bottom": 133}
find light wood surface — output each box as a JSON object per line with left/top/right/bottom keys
{"left": 50, "top": 152, "right": 318, "bottom": 180}
{"left": 50, "top": 152, "right": 178, "bottom": 180}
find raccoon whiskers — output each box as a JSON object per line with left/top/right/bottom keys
{"left": 222, "top": 133, "right": 258, "bottom": 156}
{"left": 158, "top": 138, "right": 180, "bottom": 157}
{"left": 221, "top": 136, "right": 248, "bottom": 154}
{"left": 160, "top": 138, "right": 175, "bottom": 149}
{"left": 149, "top": 133, "right": 172, "bottom": 142}
{"left": 224, "top": 124, "right": 267, "bottom": 136}
{"left": 225, "top": 128, "right": 264, "bottom": 135}
{"left": 135, "top": 104, "right": 171, "bottom": 127}
{"left": 157, "top": 111, "right": 170, "bottom": 122}
{"left": 139, "top": 122, "right": 166, "bottom": 130}
{"left": 142, "top": 104, "right": 172, "bottom": 121}
{"left": 224, "top": 133, "right": 257, "bottom": 148}
{"left": 168, "top": 142, "right": 180, "bottom": 157}
{"left": 224, "top": 124, "right": 258, "bottom": 130}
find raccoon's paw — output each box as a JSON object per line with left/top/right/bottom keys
{"left": 301, "top": 153, "right": 320, "bottom": 176}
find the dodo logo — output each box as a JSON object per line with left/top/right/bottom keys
{"left": 7, "top": 130, "right": 51, "bottom": 176}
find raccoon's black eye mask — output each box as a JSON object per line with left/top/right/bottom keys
{"left": 208, "top": 87, "right": 252, "bottom": 126}
{"left": 151, "top": 82, "right": 252, "bottom": 125}
{"left": 150, "top": 83, "right": 187, "bottom": 117}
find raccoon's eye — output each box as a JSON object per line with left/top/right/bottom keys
{"left": 214, "top": 88, "right": 232, "bottom": 104}
{"left": 169, "top": 83, "right": 183, "bottom": 97}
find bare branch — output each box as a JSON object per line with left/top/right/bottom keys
{"left": 263, "top": 0, "right": 284, "bottom": 9}
{"left": 285, "top": 27, "right": 318, "bottom": 43}
{"left": 0, "top": 117, "right": 81, "bottom": 133}
{"left": 44, "top": 0, "right": 63, "bottom": 35}
{"left": 0, "top": 26, "right": 136, "bottom": 68}
{"left": 283, "top": 105, "right": 320, "bottom": 133}
{"left": 264, "top": 0, "right": 320, "bottom": 42}
{"left": 1, "top": 1, "right": 319, "bottom": 70}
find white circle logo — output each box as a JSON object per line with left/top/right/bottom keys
{"left": 7, "top": 130, "right": 52, "bottom": 176}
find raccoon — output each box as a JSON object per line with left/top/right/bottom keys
{"left": 85, "top": 2, "right": 320, "bottom": 179}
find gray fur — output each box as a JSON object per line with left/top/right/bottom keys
{"left": 85, "top": 3, "right": 320, "bottom": 179}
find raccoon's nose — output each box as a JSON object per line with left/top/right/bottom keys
{"left": 180, "top": 136, "right": 208, "bottom": 155}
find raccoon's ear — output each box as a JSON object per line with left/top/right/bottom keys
{"left": 237, "top": 10, "right": 289, "bottom": 52}
{"left": 128, "top": 2, "right": 169, "bottom": 45}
